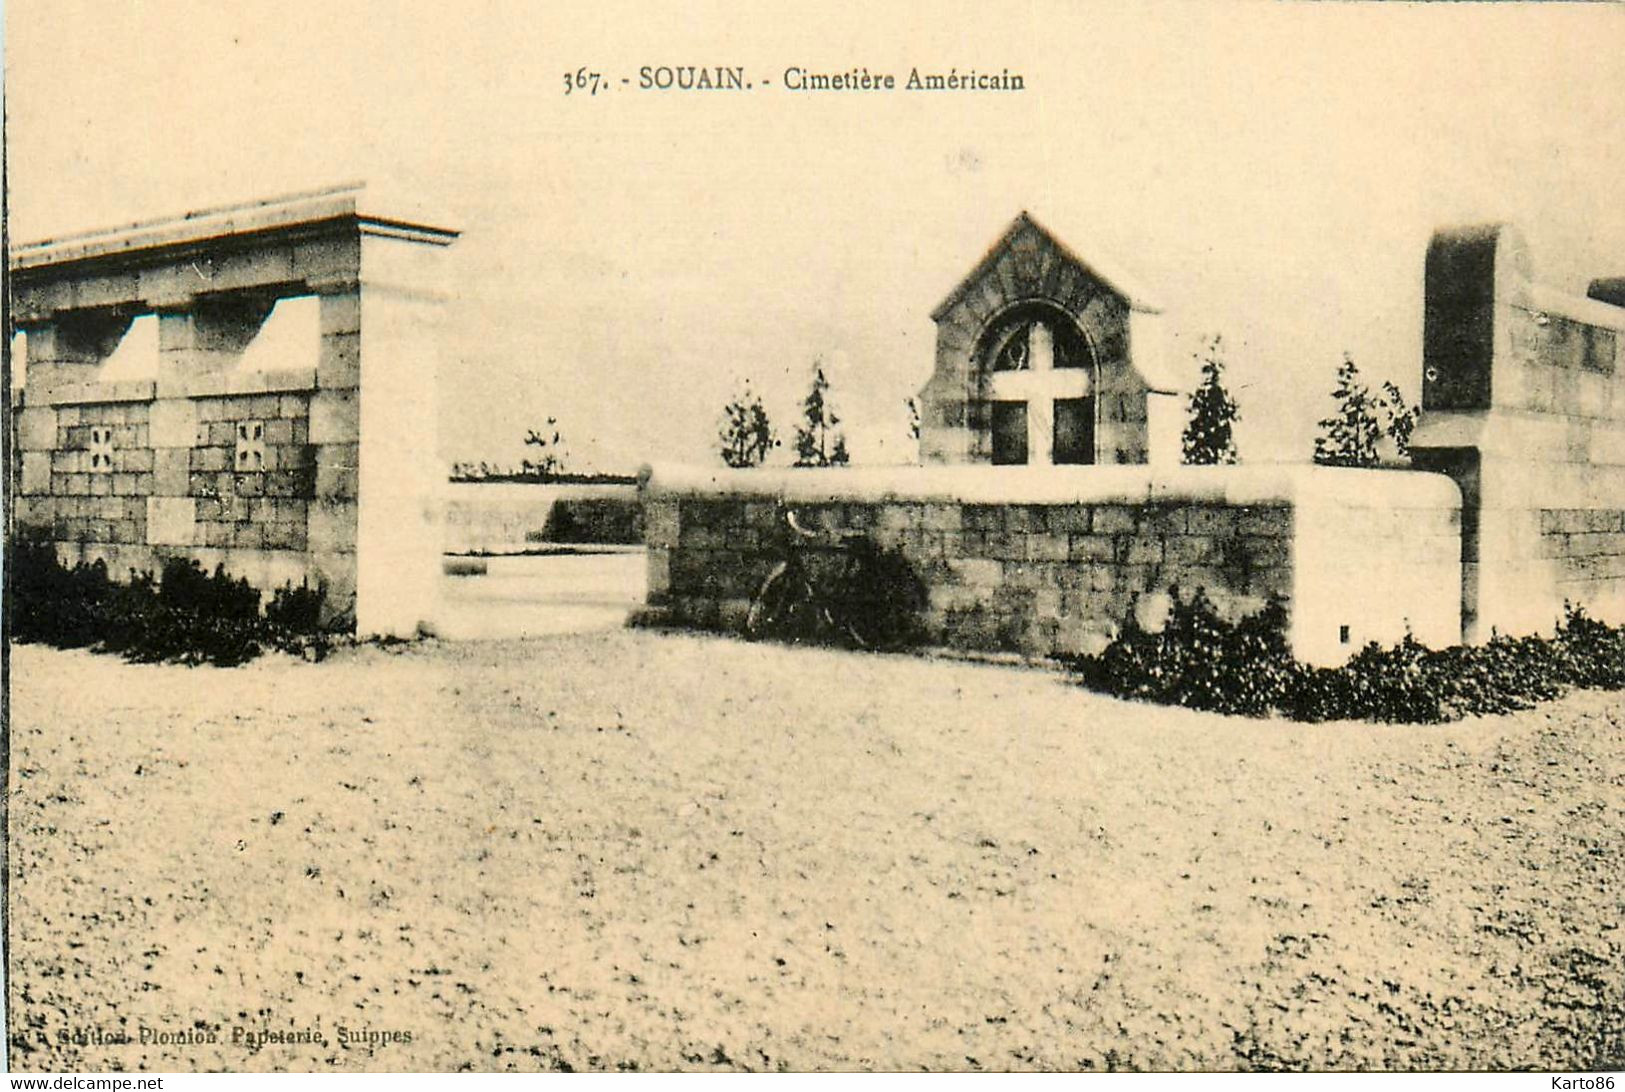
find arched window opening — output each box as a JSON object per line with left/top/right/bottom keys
{"left": 978, "top": 303, "right": 1097, "bottom": 466}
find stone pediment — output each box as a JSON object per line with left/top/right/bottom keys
{"left": 930, "top": 212, "right": 1161, "bottom": 326}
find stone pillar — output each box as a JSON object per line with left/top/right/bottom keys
{"left": 349, "top": 227, "right": 455, "bottom": 638}
{"left": 306, "top": 283, "right": 363, "bottom": 626}
{"left": 22, "top": 313, "right": 129, "bottom": 393}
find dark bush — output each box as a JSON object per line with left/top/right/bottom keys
{"left": 7, "top": 540, "right": 331, "bottom": 667}
{"left": 1067, "top": 589, "right": 1624, "bottom": 724}
{"left": 266, "top": 580, "right": 326, "bottom": 633}
{"left": 1074, "top": 588, "right": 1297, "bottom": 717}
{"left": 536, "top": 496, "right": 643, "bottom": 545}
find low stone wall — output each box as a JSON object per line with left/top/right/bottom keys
{"left": 641, "top": 464, "right": 1462, "bottom": 666}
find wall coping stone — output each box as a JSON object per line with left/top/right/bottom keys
{"left": 10, "top": 183, "right": 458, "bottom": 274}
{"left": 1526, "top": 282, "right": 1625, "bottom": 334}
{"left": 642, "top": 462, "right": 1461, "bottom": 510}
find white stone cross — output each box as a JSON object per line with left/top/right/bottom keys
{"left": 985, "top": 320, "right": 1092, "bottom": 465}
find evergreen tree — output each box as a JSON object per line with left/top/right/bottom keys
{"left": 717, "top": 383, "right": 777, "bottom": 467}
{"left": 1312, "top": 355, "right": 1382, "bottom": 468}
{"left": 1181, "top": 335, "right": 1241, "bottom": 465}
{"left": 793, "top": 363, "right": 850, "bottom": 467}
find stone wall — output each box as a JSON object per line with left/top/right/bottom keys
{"left": 1413, "top": 223, "right": 1625, "bottom": 638}
{"left": 7, "top": 186, "right": 455, "bottom": 635}
{"left": 10, "top": 367, "right": 352, "bottom": 610}
{"left": 641, "top": 464, "right": 1461, "bottom": 666}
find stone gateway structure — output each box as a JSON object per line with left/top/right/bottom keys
{"left": 8, "top": 186, "right": 458, "bottom": 637}
{"left": 1413, "top": 223, "right": 1625, "bottom": 641}
{"left": 917, "top": 213, "right": 1181, "bottom": 468}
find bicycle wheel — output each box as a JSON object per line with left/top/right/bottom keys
{"left": 746, "top": 563, "right": 819, "bottom": 643}
{"left": 831, "top": 551, "right": 882, "bottom": 650}
{"left": 831, "top": 543, "right": 924, "bottom": 651}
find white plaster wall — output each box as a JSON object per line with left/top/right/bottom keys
{"left": 1290, "top": 473, "right": 1463, "bottom": 665}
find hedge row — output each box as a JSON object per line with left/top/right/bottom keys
{"left": 1065, "top": 587, "right": 1625, "bottom": 723}
{"left": 8, "top": 537, "right": 332, "bottom": 666}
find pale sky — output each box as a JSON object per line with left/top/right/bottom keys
{"left": 7, "top": 1, "right": 1624, "bottom": 471}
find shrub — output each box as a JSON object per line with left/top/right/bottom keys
{"left": 7, "top": 542, "right": 331, "bottom": 667}
{"left": 1066, "top": 590, "right": 1624, "bottom": 724}
{"left": 1075, "top": 588, "right": 1295, "bottom": 717}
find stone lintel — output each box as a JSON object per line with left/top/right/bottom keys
{"left": 155, "top": 367, "right": 318, "bottom": 401}
{"left": 35, "top": 379, "right": 158, "bottom": 406}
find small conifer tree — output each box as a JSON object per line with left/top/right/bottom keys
{"left": 1313, "top": 355, "right": 1383, "bottom": 468}
{"left": 793, "top": 363, "right": 850, "bottom": 467}
{"left": 1181, "top": 335, "right": 1241, "bottom": 465}
{"left": 718, "top": 383, "right": 777, "bottom": 467}
{"left": 1380, "top": 380, "right": 1418, "bottom": 459}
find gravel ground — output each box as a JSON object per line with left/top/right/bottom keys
{"left": 7, "top": 631, "right": 1623, "bottom": 1072}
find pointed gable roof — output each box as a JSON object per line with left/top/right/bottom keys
{"left": 930, "top": 211, "right": 1161, "bottom": 323}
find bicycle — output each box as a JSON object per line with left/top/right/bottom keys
{"left": 744, "top": 505, "right": 923, "bottom": 651}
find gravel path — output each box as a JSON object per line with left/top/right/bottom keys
{"left": 7, "top": 632, "right": 1623, "bottom": 1071}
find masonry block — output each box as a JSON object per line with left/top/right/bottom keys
{"left": 1166, "top": 534, "right": 1219, "bottom": 566}
{"left": 1092, "top": 506, "right": 1137, "bottom": 534}
{"left": 320, "top": 291, "right": 362, "bottom": 336}
{"left": 1025, "top": 534, "right": 1070, "bottom": 562}
{"left": 17, "top": 406, "right": 57, "bottom": 451}
{"left": 191, "top": 446, "right": 230, "bottom": 473}
{"left": 309, "top": 498, "right": 358, "bottom": 552}
{"left": 294, "top": 236, "right": 362, "bottom": 287}
{"left": 318, "top": 331, "right": 361, "bottom": 390}
{"left": 644, "top": 500, "right": 680, "bottom": 548}
{"left": 20, "top": 453, "right": 52, "bottom": 495}
{"left": 315, "top": 444, "right": 359, "bottom": 500}
{"left": 147, "top": 497, "right": 197, "bottom": 546}
{"left": 1237, "top": 506, "right": 1292, "bottom": 537}
{"left": 1120, "top": 534, "right": 1164, "bottom": 566}
{"left": 645, "top": 549, "right": 675, "bottom": 601}
{"left": 1068, "top": 533, "right": 1114, "bottom": 562}
{"left": 309, "top": 390, "right": 360, "bottom": 443}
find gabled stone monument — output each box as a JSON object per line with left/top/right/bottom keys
{"left": 9, "top": 185, "right": 459, "bottom": 637}
{"left": 917, "top": 213, "right": 1181, "bottom": 468}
